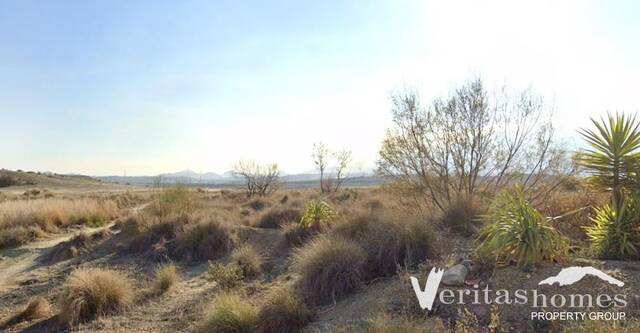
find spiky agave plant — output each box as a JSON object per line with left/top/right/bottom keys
{"left": 577, "top": 113, "right": 640, "bottom": 203}
{"left": 476, "top": 188, "right": 567, "bottom": 268}
{"left": 300, "top": 200, "right": 335, "bottom": 230}
{"left": 585, "top": 196, "right": 640, "bottom": 258}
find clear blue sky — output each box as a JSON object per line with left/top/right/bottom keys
{"left": 2, "top": 0, "right": 639, "bottom": 176}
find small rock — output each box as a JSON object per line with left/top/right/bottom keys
{"left": 442, "top": 263, "right": 469, "bottom": 286}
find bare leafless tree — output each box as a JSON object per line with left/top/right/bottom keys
{"left": 312, "top": 142, "right": 352, "bottom": 193}
{"left": 312, "top": 142, "right": 330, "bottom": 193}
{"left": 331, "top": 149, "right": 352, "bottom": 192}
{"left": 232, "top": 160, "right": 280, "bottom": 196}
{"left": 378, "top": 78, "right": 575, "bottom": 212}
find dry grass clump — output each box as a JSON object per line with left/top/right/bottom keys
{"left": 0, "top": 198, "right": 118, "bottom": 248}
{"left": 148, "top": 183, "right": 196, "bottom": 217}
{"left": 230, "top": 244, "right": 262, "bottom": 278}
{"left": 282, "top": 222, "right": 315, "bottom": 246}
{"left": 207, "top": 263, "right": 244, "bottom": 288}
{"left": 58, "top": 267, "right": 134, "bottom": 325}
{"left": 2, "top": 297, "right": 51, "bottom": 327}
{"left": 153, "top": 263, "right": 180, "bottom": 294}
{"left": 257, "top": 287, "right": 314, "bottom": 333}
{"left": 247, "top": 198, "right": 270, "bottom": 211}
{"left": 126, "top": 214, "right": 188, "bottom": 254}
{"left": 0, "top": 225, "right": 44, "bottom": 249}
{"left": 440, "top": 198, "right": 482, "bottom": 236}
{"left": 293, "top": 235, "right": 366, "bottom": 305}
{"left": 331, "top": 212, "right": 437, "bottom": 278}
{"left": 174, "top": 219, "right": 235, "bottom": 261}
{"left": 541, "top": 190, "right": 606, "bottom": 241}
{"left": 255, "top": 208, "right": 302, "bottom": 229}
{"left": 50, "top": 230, "right": 110, "bottom": 260}
{"left": 201, "top": 292, "right": 258, "bottom": 333}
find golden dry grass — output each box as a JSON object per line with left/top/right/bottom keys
{"left": 331, "top": 211, "right": 438, "bottom": 278}
{"left": 2, "top": 297, "right": 51, "bottom": 327}
{"left": 153, "top": 263, "right": 180, "bottom": 294}
{"left": 230, "top": 244, "right": 262, "bottom": 278}
{"left": 57, "top": 267, "right": 134, "bottom": 325}
{"left": 0, "top": 198, "right": 118, "bottom": 248}
{"left": 257, "top": 287, "right": 314, "bottom": 333}
{"left": 293, "top": 235, "right": 366, "bottom": 305}
{"left": 200, "top": 292, "right": 258, "bottom": 333}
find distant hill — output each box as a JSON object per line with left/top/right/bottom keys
{"left": 0, "top": 169, "right": 102, "bottom": 188}
{"left": 96, "top": 170, "right": 382, "bottom": 188}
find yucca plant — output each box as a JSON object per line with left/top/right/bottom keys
{"left": 476, "top": 188, "right": 567, "bottom": 268}
{"left": 577, "top": 113, "right": 640, "bottom": 203}
{"left": 578, "top": 112, "right": 640, "bottom": 258}
{"left": 585, "top": 196, "right": 640, "bottom": 258}
{"left": 300, "top": 200, "right": 335, "bottom": 230}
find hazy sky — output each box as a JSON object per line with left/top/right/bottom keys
{"left": 2, "top": 0, "right": 639, "bottom": 176}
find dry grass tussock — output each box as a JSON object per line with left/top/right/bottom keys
{"left": 2, "top": 297, "right": 51, "bottom": 327}
{"left": 0, "top": 198, "right": 118, "bottom": 248}
{"left": 331, "top": 210, "right": 438, "bottom": 278}
{"left": 153, "top": 263, "right": 180, "bottom": 294}
{"left": 255, "top": 207, "right": 302, "bottom": 228}
{"left": 174, "top": 218, "right": 236, "bottom": 261}
{"left": 58, "top": 267, "right": 134, "bottom": 325}
{"left": 207, "top": 263, "right": 244, "bottom": 288}
{"left": 257, "top": 287, "right": 314, "bottom": 333}
{"left": 293, "top": 235, "right": 366, "bottom": 305}
{"left": 230, "top": 244, "right": 262, "bottom": 278}
{"left": 200, "top": 292, "right": 258, "bottom": 333}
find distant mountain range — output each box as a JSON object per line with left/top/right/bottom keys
{"left": 96, "top": 169, "right": 379, "bottom": 187}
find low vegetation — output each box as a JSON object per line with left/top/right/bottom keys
{"left": 153, "top": 263, "right": 180, "bottom": 294}
{"left": 586, "top": 197, "right": 640, "bottom": 258}
{"left": 2, "top": 297, "right": 51, "bottom": 327}
{"left": 208, "top": 263, "right": 244, "bottom": 289}
{"left": 331, "top": 212, "right": 437, "bottom": 278}
{"left": 255, "top": 207, "right": 301, "bottom": 228}
{"left": 476, "top": 188, "right": 568, "bottom": 268}
{"left": 300, "top": 200, "right": 335, "bottom": 230}
{"left": 257, "top": 287, "right": 314, "bottom": 333}
{"left": 230, "top": 244, "right": 262, "bottom": 278}
{"left": 0, "top": 198, "right": 118, "bottom": 248}
{"left": 293, "top": 235, "right": 366, "bottom": 305}
{"left": 174, "top": 219, "right": 235, "bottom": 261}
{"left": 58, "top": 267, "right": 134, "bottom": 325}
{"left": 201, "top": 292, "right": 258, "bottom": 333}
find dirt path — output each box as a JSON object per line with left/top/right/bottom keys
{"left": 0, "top": 223, "right": 115, "bottom": 293}
{"left": 0, "top": 204, "right": 146, "bottom": 293}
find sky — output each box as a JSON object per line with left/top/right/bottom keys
{"left": 1, "top": 0, "right": 639, "bottom": 176}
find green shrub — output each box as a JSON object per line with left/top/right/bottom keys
{"left": 201, "top": 292, "right": 258, "bottom": 333}
{"left": 476, "top": 188, "right": 567, "bottom": 268}
{"left": 585, "top": 196, "right": 640, "bottom": 258}
{"left": 300, "top": 200, "right": 335, "bottom": 230}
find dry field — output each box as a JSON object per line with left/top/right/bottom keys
{"left": 1, "top": 179, "right": 639, "bottom": 333}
